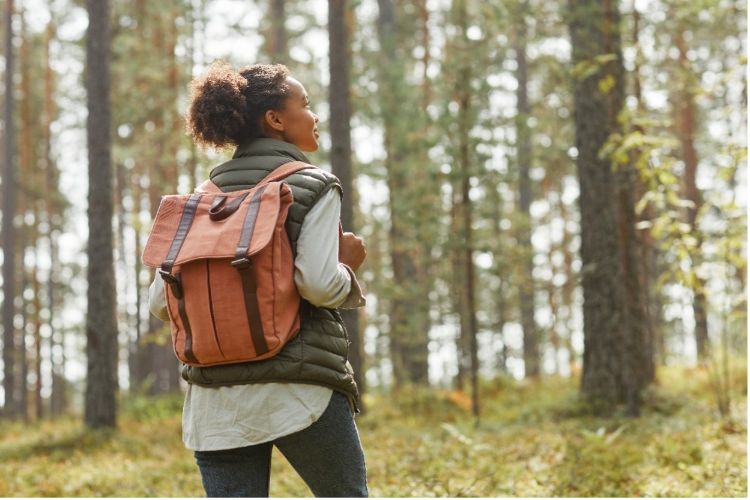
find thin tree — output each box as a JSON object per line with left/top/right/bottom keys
{"left": 513, "top": 0, "right": 540, "bottom": 377}
{"left": 1, "top": 0, "right": 18, "bottom": 419}
{"left": 328, "top": 0, "right": 366, "bottom": 403}
{"left": 375, "top": 0, "right": 431, "bottom": 386}
{"left": 453, "top": 0, "right": 480, "bottom": 421}
{"left": 84, "top": 0, "right": 118, "bottom": 428}
{"left": 674, "top": 28, "right": 709, "bottom": 361}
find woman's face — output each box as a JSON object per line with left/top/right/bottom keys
{"left": 263, "top": 77, "right": 319, "bottom": 152}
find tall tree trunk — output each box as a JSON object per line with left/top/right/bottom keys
{"left": 269, "top": 0, "right": 287, "bottom": 63}
{"left": 18, "top": 3, "right": 32, "bottom": 422}
{"left": 631, "top": 4, "right": 660, "bottom": 375}
{"left": 328, "top": 0, "right": 366, "bottom": 405}
{"left": 85, "top": 0, "right": 118, "bottom": 429}
{"left": 376, "top": 0, "right": 430, "bottom": 386}
{"left": 43, "top": 11, "right": 63, "bottom": 417}
{"left": 514, "top": 1, "right": 539, "bottom": 377}
{"left": 569, "top": 0, "right": 647, "bottom": 415}
{"left": 2, "top": 0, "right": 18, "bottom": 419}
{"left": 675, "top": 30, "right": 709, "bottom": 362}
{"left": 454, "top": 0, "right": 479, "bottom": 421}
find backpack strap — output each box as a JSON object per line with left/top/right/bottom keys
{"left": 195, "top": 161, "right": 314, "bottom": 193}
{"left": 256, "top": 161, "right": 316, "bottom": 187}
{"left": 195, "top": 179, "right": 223, "bottom": 193}
{"left": 228, "top": 161, "right": 314, "bottom": 357}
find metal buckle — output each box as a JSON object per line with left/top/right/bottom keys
{"left": 158, "top": 268, "right": 178, "bottom": 285}
{"left": 159, "top": 269, "right": 183, "bottom": 299}
{"left": 231, "top": 257, "right": 251, "bottom": 269}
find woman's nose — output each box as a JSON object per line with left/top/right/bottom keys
{"left": 313, "top": 114, "right": 319, "bottom": 123}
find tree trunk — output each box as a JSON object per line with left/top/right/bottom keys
{"left": 269, "top": 0, "right": 287, "bottom": 64}
{"left": 2, "top": 0, "right": 18, "bottom": 419}
{"left": 328, "top": 0, "right": 366, "bottom": 405}
{"left": 489, "top": 180, "right": 508, "bottom": 375}
{"left": 514, "top": 2, "right": 539, "bottom": 378}
{"left": 675, "top": 30, "right": 709, "bottom": 362}
{"left": 43, "top": 11, "right": 63, "bottom": 417}
{"left": 376, "top": 0, "right": 430, "bottom": 386}
{"left": 454, "top": 0, "right": 479, "bottom": 421}
{"left": 85, "top": 0, "right": 118, "bottom": 429}
{"left": 569, "top": 0, "right": 647, "bottom": 415}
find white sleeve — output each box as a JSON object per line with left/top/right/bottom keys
{"left": 294, "top": 188, "right": 366, "bottom": 309}
{"left": 148, "top": 274, "right": 171, "bottom": 322}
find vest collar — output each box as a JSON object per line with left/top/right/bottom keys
{"left": 232, "top": 138, "right": 311, "bottom": 164}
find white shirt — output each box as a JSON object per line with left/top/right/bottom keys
{"left": 148, "top": 188, "right": 365, "bottom": 451}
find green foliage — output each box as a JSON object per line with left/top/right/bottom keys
{"left": 0, "top": 365, "right": 745, "bottom": 497}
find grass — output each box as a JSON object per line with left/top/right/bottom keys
{"left": 0, "top": 363, "right": 745, "bottom": 497}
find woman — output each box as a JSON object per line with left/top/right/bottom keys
{"left": 149, "top": 60, "right": 368, "bottom": 497}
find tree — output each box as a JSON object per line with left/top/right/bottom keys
{"left": 2, "top": 0, "right": 19, "bottom": 419}
{"left": 673, "top": 26, "right": 709, "bottom": 361}
{"left": 268, "top": 0, "right": 287, "bottom": 64}
{"left": 568, "top": 0, "right": 649, "bottom": 415}
{"left": 84, "top": 0, "right": 118, "bottom": 428}
{"left": 512, "top": 0, "right": 540, "bottom": 377}
{"left": 375, "top": 0, "right": 431, "bottom": 386}
{"left": 328, "top": 0, "right": 366, "bottom": 402}
{"left": 454, "top": 0, "right": 479, "bottom": 418}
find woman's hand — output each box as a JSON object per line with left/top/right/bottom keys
{"left": 339, "top": 232, "right": 366, "bottom": 272}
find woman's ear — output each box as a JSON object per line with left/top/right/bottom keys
{"left": 264, "top": 109, "right": 285, "bottom": 132}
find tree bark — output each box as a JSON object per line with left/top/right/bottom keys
{"left": 2, "top": 0, "right": 18, "bottom": 419}
{"left": 514, "top": 2, "right": 539, "bottom": 378}
{"left": 269, "top": 0, "right": 287, "bottom": 64}
{"left": 675, "top": 29, "right": 709, "bottom": 362}
{"left": 328, "top": 0, "right": 366, "bottom": 405}
{"left": 569, "top": 0, "right": 648, "bottom": 415}
{"left": 85, "top": 0, "right": 118, "bottom": 428}
{"left": 454, "top": 0, "right": 479, "bottom": 421}
{"left": 376, "top": 0, "right": 430, "bottom": 386}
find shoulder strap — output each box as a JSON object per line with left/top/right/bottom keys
{"left": 195, "top": 161, "right": 316, "bottom": 194}
{"left": 257, "top": 161, "right": 316, "bottom": 188}
{"left": 195, "top": 179, "right": 222, "bottom": 193}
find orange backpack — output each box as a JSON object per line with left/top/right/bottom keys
{"left": 142, "top": 161, "right": 314, "bottom": 367}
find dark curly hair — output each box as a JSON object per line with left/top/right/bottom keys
{"left": 185, "top": 60, "right": 291, "bottom": 150}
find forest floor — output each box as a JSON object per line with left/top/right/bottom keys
{"left": 0, "top": 362, "right": 746, "bottom": 497}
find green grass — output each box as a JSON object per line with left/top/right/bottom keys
{"left": 0, "top": 363, "right": 745, "bottom": 497}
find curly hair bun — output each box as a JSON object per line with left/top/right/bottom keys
{"left": 185, "top": 60, "right": 250, "bottom": 150}
{"left": 185, "top": 61, "right": 291, "bottom": 150}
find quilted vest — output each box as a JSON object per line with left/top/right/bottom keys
{"left": 180, "top": 138, "right": 359, "bottom": 412}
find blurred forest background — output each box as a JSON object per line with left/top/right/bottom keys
{"left": 0, "top": 0, "right": 747, "bottom": 496}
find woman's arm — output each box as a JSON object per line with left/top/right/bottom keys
{"left": 294, "top": 188, "right": 366, "bottom": 309}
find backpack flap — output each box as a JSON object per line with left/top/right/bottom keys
{"left": 141, "top": 181, "right": 293, "bottom": 269}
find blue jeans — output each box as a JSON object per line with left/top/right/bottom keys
{"left": 194, "top": 390, "right": 368, "bottom": 497}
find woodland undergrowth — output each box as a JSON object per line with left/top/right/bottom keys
{"left": 0, "top": 362, "right": 745, "bottom": 497}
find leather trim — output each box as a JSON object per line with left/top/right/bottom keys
{"left": 235, "top": 186, "right": 267, "bottom": 259}
{"left": 161, "top": 193, "right": 202, "bottom": 273}
{"left": 238, "top": 261, "right": 268, "bottom": 356}
{"left": 175, "top": 271, "right": 200, "bottom": 365}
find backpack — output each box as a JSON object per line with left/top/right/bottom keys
{"left": 141, "top": 161, "right": 314, "bottom": 367}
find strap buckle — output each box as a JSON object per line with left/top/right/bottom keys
{"left": 231, "top": 257, "right": 251, "bottom": 269}
{"left": 159, "top": 269, "right": 183, "bottom": 299}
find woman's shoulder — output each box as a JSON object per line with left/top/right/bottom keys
{"left": 285, "top": 164, "right": 342, "bottom": 198}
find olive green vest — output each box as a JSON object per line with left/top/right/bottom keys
{"left": 180, "top": 138, "right": 359, "bottom": 412}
